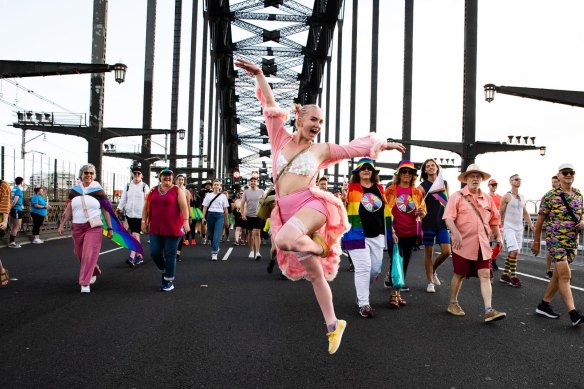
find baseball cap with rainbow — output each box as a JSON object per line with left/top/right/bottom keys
{"left": 352, "top": 158, "right": 380, "bottom": 173}
{"left": 396, "top": 160, "right": 417, "bottom": 174}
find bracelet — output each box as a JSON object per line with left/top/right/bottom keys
{"left": 107, "top": 227, "right": 112, "bottom": 231}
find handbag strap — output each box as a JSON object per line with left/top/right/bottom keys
{"left": 80, "top": 195, "right": 90, "bottom": 220}
{"left": 559, "top": 192, "right": 580, "bottom": 224}
{"left": 462, "top": 194, "right": 491, "bottom": 238}
{"left": 203, "top": 193, "right": 222, "bottom": 217}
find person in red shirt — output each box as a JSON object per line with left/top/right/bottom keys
{"left": 487, "top": 179, "right": 502, "bottom": 270}
{"left": 443, "top": 164, "right": 506, "bottom": 323}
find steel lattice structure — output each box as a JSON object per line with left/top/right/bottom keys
{"left": 207, "top": 0, "right": 342, "bottom": 180}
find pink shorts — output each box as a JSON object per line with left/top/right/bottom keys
{"left": 277, "top": 188, "right": 328, "bottom": 223}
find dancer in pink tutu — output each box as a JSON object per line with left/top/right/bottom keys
{"left": 235, "top": 58, "right": 405, "bottom": 355}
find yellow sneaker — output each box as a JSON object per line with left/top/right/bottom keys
{"left": 326, "top": 319, "right": 347, "bottom": 355}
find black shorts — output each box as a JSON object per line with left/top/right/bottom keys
{"left": 246, "top": 216, "right": 262, "bottom": 230}
{"left": 10, "top": 209, "right": 22, "bottom": 219}
{"left": 126, "top": 217, "right": 142, "bottom": 234}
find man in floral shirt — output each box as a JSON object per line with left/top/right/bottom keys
{"left": 532, "top": 163, "right": 584, "bottom": 326}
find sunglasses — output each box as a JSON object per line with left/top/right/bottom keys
{"left": 133, "top": 172, "right": 142, "bottom": 175}
{"left": 489, "top": 184, "right": 498, "bottom": 187}
{"left": 360, "top": 166, "right": 374, "bottom": 171}
{"left": 400, "top": 169, "right": 416, "bottom": 175}
{"left": 560, "top": 170, "right": 575, "bottom": 176}
{"left": 83, "top": 171, "right": 95, "bottom": 175}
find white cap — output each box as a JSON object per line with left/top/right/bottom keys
{"left": 558, "top": 163, "right": 575, "bottom": 171}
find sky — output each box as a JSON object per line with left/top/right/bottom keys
{"left": 1, "top": 0, "right": 584, "bottom": 205}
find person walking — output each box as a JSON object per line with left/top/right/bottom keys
{"left": 341, "top": 158, "right": 389, "bottom": 318}
{"left": 532, "top": 163, "right": 584, "bottom": 326}
{"left": 241, "top": 177, "right": 265, "bottom": 260}
{"left": 116, "top": 164, "right": 149, "bottom": 266}
{"left": 8, "top": 177, "right": 24, "bottom": 248}
{"left": 443, "top": 164, "right": 506, "bottom": 323}
{"left": 30, "top": 187, "right": 49, "bottom": 244}
{"left": 58, "top": 164, "right": 115, "bottom": 293}
{"left": 487, "top": 179, "right": 503, "bottom": 270}
{"left": 142, "top": 168, "right": 190, "bottom": 291}
{"left": 235, "top": 58, "right": 405, "bottom": 354}
{"left": 498, "top": 174, "right": 534, "bottom": 288}
{"left": 417, "top": 159, "right": 451, "bottom": 293}
{"left": 383, "top": 160, "right": 426, "bottom": 307}
{"left": 202, "top": 180, "right": 230, "bottom": 261}
{"left": 0, "top": 178, "right": 11, "bottom": 286}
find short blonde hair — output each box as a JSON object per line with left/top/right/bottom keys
{"left": 292, "top": 103, "right": 321, "bottom": 130}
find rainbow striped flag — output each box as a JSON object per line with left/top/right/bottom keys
{"left": 427, "top": 172, "right": 449, "bottom": 207}
{"left": 99, "top": 200, "right": 144, "bottom": 254}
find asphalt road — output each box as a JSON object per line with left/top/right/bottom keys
{"left": 1, "top": 235, "right": 583, "bottom": 388}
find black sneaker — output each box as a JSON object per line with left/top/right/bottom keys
{"left": 359, "top": 305, "right": 375, "bottom": 318}
{"left": 536, "top": 302, "right": 560, "bottom": 319}
{"left": 569, "top": 310, "right": 583, "bottom": 327}
{"left": 267, "top": 259, "right": 276, "bottom": 274}
{"left": 384, "top": 273, "right": 392, "bottom": 288}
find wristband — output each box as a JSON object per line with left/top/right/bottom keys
{"left": 107, "top": 227, "right": 112, "bottom": 231}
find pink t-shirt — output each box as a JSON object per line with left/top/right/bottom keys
{"left": 392, "top": 186, "right": 417, "bottom": 237}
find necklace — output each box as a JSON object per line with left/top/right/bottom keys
{"left": 158, "top": 184, "right": 173, "bottom": 196}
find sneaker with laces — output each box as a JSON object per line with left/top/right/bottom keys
{"left": 125, "top": 257, "right": 135, "bottom": 267}
{"left": 484, "top": 309, "right": 506, "bottom": 323}
{"left": 32, "top": 239, "right": 44, "bottom": 244}
{"left": 327, "top": 320, "right": 347, "bottom": 354}
{"left": 448, "top": 303, "right": 466, "bottom": 316}
{"left": 569, "top": 310, "right": 583, "bottom": 327}
{"left": 255, "top": 253, "right": 262, "bottom": 261}
{"left": 133, "top": 256, "right": 144, "bottom": 265}
{"left": 432, "top": 272, "right": 441, "bottom": 286}
{"left": 80, "top": 285, "right": 90, "bottom": 293}
{"left": 191, "top": 239, "right": 197, "bottom": 245}
{"left": 90, "top": 276, "right": 97, "bottom": 285}
{"left": 383, "top": 273, "right": 392, "bottom": 288}
{"left": 426, "top": 283, "right": 436, "bottom": 293}
{"left": 248, "top": 251, "right": 255, "bottom": 259}
{"left": 161, "top": 280, "right": 174, "bottom": 292}
{"left": 510, "top": 277, "right": 522, "bottom": 288}
{"left": 499, "top": 274, "right": 511, "bottom": 285}
{"left": 359, "top": 305, "right": 375, "bottom": 318}
{"left": 8, "top": 242, "right": 21, "bottom": 248}
{"left": 211, "top": 253, "right": 218, "bottom": 261}
{"left": 536, "top": 302, "right": 560, "bottom": 319}
{"left": 183, "top": 240, "right": 189, "bottom": 246}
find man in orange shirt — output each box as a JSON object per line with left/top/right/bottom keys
{"left": 443, "top": 164, "right": 506, "bottom": 323}
{"left": 487, "top": 179, "right": 502, "bottom": 270}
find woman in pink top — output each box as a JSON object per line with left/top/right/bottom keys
{"left": 142, "top": 168, "right": 190, "bottom": 292}
{"left": 235, "top": 58, "right": 405, "bottom": 355}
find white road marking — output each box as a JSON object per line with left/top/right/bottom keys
{"left": 221, "top": 247, "right": 233, "bottom": 261}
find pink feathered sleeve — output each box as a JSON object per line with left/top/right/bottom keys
{"left": 322, "top": 133, "right": 387, "bottom": 170}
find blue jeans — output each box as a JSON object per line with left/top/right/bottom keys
{"left": 206, "top": 211, "right": 224, "bottom": 254}
{"left": 149, "top": 235, "right": 182, "bottom": 281}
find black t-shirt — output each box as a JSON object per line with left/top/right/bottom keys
{"left": 420, "top": 179, "right": 447, "bottom": 230}
{"left": 359, "top": 184, "right": 386, "bottom": 238}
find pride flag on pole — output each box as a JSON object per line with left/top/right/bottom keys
{"left": 427, "top": 172, "right": 448, "bottom": 207}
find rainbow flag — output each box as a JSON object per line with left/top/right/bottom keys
{"left": 427, "top": 172, "right": 449, "bottom": 207}
{"left": 99, "top": 200, "right": 144, "bottom": 254}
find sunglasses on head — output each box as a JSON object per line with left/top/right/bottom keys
{"left": 560, "top": 170, "right": 575, "bottom": 176}
{"left": 400, "top": 168, "right": 416, "bottom": 175}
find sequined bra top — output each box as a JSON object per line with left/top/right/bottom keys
{"left": 276, "top": 147, "right": 317, "bottom": 177}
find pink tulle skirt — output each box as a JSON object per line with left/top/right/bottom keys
{"left": 270, "top": 187, "right": 351, "bottom": 282}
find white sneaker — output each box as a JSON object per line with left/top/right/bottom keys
{"left": 8, "top": 242, "right": 21, "bottom": 248}
{"left": 81, "top": 285, "right": 90, "bottom": 293}
{"left": 211, "top": 253, "right": 218, "bottom": 261}
{"left": 32, "top": 239, "right": 44, "bottom": 244}
{"left": 248, "top": 251, "right": 255, "bottom": 258}
{"left": 255, "top": 253, "right": 262, "bottom": 261}
{"left": 426, "top": 283, "right": 436, "bottom": 293}
{"left": 90, "top": 276, "right": 97, "bottom": 285}
{"left": 432, "top": 272, "right": 441, "bottom": 286}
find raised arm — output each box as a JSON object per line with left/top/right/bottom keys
{"left": 234, "top": 59, "right": 277, "bottom": 109}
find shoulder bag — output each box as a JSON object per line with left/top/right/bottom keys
{"left": 80, "top": 195, "right": 103, "bottom": 228}
{"left": 257, "top": 145, "right": 311, "bottom": 220}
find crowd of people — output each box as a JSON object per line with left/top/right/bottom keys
{"left": 0, "top": 61, "right": 582, "bottom": 356}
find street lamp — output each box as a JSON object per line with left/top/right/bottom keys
{"left": 112, "top": 63, "right": 127, "bottom": 84}
{"left": 484, "top": 83, "right": 496, "bottom": 102}
{"left": 539, "top": 146, "right": 546, "bottom": 156}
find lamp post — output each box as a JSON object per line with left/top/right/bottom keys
{"left": 484, "top": 83, "right": 584, "bottom": 108}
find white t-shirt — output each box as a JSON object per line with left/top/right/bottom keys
{"left": 203, "top": 192, "right": 229, "bottom": 213}
{"left": 71, "top": 195, "right": 102, "bottom": 224}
